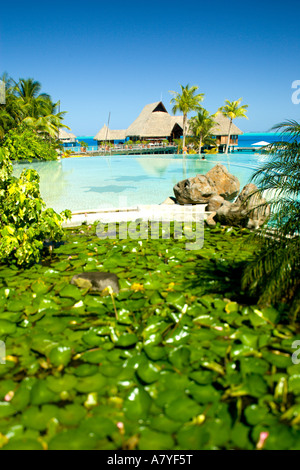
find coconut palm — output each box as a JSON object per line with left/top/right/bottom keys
{"left": 169, "top": 84, "right": 204, "bottom": 150}
{"left": 189, "top": 108, "right": 216, "bottom": 154}
{"left": 241, "top": 120, "right": 300, "bottom": 317}
{"left": 218, "top": 98, "right": 248, "bottom": 154}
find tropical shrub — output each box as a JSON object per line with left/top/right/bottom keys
{"left": 242, "top": 120, "right": 300, "bottom": 317}
{"left": 0, "top": 148, "right": 71, "bottom": 265}
{"left": 1, "top": 126, "right": 59, "bottom": 161}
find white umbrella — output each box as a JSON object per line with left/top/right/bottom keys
{"left": 251, "top": 141, "right": 270, "bottom": 146}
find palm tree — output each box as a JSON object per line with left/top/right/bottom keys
{"left": 241, "top": 120, "right": 300, "bottom": 318}
{"left": 169, "top": 84, "right": 204, "bottom": 150}
{"left": 218, "top": 98, "right": 248, "bottom": 154}
{"left": 189, "top": 108, "right": 216, "bottom": 154}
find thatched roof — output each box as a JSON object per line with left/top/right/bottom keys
{"left": 126, "top": 102, "right": 180, "bottom": 138}
{"left": 211, "top": 114, "right": 243, "bottom": 136}
{"left": 58, "top": 129, "right": 76, "bottom": 141}
{"left": 94, "top": 125, "right": 126, "bottom": 141}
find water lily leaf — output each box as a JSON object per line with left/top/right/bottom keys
{"left": 31, "top": 280, "right": 51, "bottom": 295}
{"left": 2, "top": 438, "right": 43, "bottom": 450}
{"left": 177, "top": 424, "right": 209, "bottom": 449}
{"left": 115, "top": 333, "right": 138, "bottom": 348}
{"left": 79, "top": 416, "right": 116, "bottom": 439}
{"left": 48, "top": 429, "right": 98, "bottom": 450}
{"left": 58, "top": 404, "right": 87, "bottom": 426}
{"left": 46, "top": 374, "right": 77, "bottom": 393}
{"left": 244, "top": 404, "right": 270, "bottom": 425}
{"left": 21, "top": 405, "right": 58, "bottom": 431}
{"left": 124, "top": 387, "right": 152, "bottom": 420}
{"left": 75, "top": 373, "right": 107, "bottom": 393}
{"left": 30, "top": 381, "right": 58, "bottom": 406}
{"left": 138, "top": 429, "right": 174, "bottom": 450}
{"left": 58, "top": 284, "right": 83, "bottom": 301}
{"left": 0, "top": 320, "right": 17, "bottom": 336}
{"left": 49, "top": 346, "right": 72, "bottom": 367}
{"left": 165, "top": 397, "right": 202, "bottom": 422}
{"left": 230, "top": 422, "right": 252, "bottom": 449}
{"left": 149, "top": 414, "right": 181, "bottom": 434}
{"left": 136, "top": 360, "right": 160, "bottom": 384}
{"left": 0, "top": 402, "right": 15, "bottom": 418}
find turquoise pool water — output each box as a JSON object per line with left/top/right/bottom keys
{"left": 12, "top": 153, "right": 268, "bottom": 213}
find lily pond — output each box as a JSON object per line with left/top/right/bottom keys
{"left": 0, "top": 223, "right": 300, "bottom": 450}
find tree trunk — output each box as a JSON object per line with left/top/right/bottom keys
{"left": 182, "top": 113, "right": 187, "bottom": 151}
{"left": 225, "top": 119, "right": 233, "bottom": 154}
{"left": 198, "top": 134, "right": 202, "bottom": 155}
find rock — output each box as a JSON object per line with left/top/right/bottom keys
{"left": 205, "top": 211, "right": 217, "bottom": 227}
{"left": 236, "top": 183, "right": 271, "bottom": 226}
{"left": 173, "top": 174, "right": 215, "bottom": 204}
{"left": 71, "top": 272, "right": 119, "bottom": 293}
{"left": 214, "top": 183, "right": 270, "bottom": 228}
{"left": 205, "top": 164, "right": 240, "bottom": 201}
{"left": 215, "top": 201, "right": 248, "bottom": 227}
{"left": 205, "top": 195, "right": 225, "bottom": 212}
{"left": 160, "top": 196, "right": 177, "bottom": 205}
{"left": 173, "top": 164, "right": 240, "bottom": 205}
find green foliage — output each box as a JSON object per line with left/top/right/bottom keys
{"left": 0, "top": 74, "right": 68, "bottom": 141}
{"left": 1, "top": 126, "right": 59, "bottom": 161}
{"left": 218, "top": 98, "right": 248, "bottom": 154}
{"left": 189, "top": 107, "right": 216, "bottom": 153}
{"left": 0, "top": 148, "right": 71, "bottom": 265}
{"left": 242, "top": 120, "right": 300, "bottom": 317}
{"left": 169, "top": 84, "right": 205, "bottom": 148}
{"left": 0, "top": 222, "right": 298, "bottom": 450}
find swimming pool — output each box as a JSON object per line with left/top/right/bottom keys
{"left": 12, "top": 153, "right": 268, "bottom": 213}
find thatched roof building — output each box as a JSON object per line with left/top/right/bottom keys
{"left": 94, "top": 125, "right": 126, "bottom": 142}
{"left": 93, "top": 102, "right": 243, "bottom": 148}
{"left": 211, "top": 114, "right": 243, "bottom": 137}
{"left": 58, "top": 129, "right": 76, "bottom": 142}
{"left": 126, "top": 102, "right": 182, "bottom": 140}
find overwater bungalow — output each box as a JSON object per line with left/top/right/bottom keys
{"left": 210, "top": 115, "right": 243, "bottom": 152}
{"left": 58, "top": 129, "right": 77, "bottom": 144}
{"left": 94, "top": 125, "right": 126, "bottom": 144}
{"left": 125, "top": 101, "right": 183, "bottom": 142}
{"left": 93, "top": 101, "right": 243, "bottom": 151}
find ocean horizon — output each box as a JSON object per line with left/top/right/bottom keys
{"left": 73, "top": 132, "right": 287, "bottom": 148}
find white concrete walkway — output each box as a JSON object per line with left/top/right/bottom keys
{"left": 63, "top": 204, "right": 212, "bottom": 227}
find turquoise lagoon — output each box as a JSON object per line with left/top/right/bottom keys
{"left": 13, "top": 153, "right": 268, "bottom": 213}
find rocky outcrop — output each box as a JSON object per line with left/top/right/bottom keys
{"left": 206, "top": 183, "right": 270, "bottom": 229}
{"left": 173, "top": 164, "right": 240, "bottom": 205}
{"left": 205, "top": 165, "right": 240, "bottom": 201}
{"left": 206, "top": 195, "right": 225, "bottom": 212}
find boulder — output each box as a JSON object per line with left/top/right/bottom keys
{"left": 173, "top": 164, "right": 240, "bottom": 205}
{"left": 173, "top": 174, "right": 214, "bottom": 204}
{"left": 206, "top": 195, "right": 225, "bottom": 212}
{"left": 213, "top": 183, "right": 270, "bottom": 228}
{"left": 71, "top": 272, "right": 119, "bottom": 293}
{"left": 205, "top": 211, "right": 217, "bottom": 228}
{"left": 205, "top": 164, "right": 240, "bottom": 201}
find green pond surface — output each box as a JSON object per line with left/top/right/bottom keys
{"left": 0, "top": 224, "right": 299, "bottom": 450}
{"left": 12, "top": 153, "right": 267, "bottom": 212}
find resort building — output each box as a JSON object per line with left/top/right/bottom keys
{"left": 58, "top": 129, "right": 77, "bottom": 145}
{"left": 210, "top": 114, "right": 243, "bottom": 152}
{"left": 125, "top": 102, "right": 183, "bottom": 142}
{"left": 94, "top": 125, "right": 126, "bottom": 144}
{"left": 94, "top": 101, "right": 243, "bottom": 150}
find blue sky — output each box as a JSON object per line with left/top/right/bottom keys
{"left": 1, "top": 0, "right": 299, "bottom": 135}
